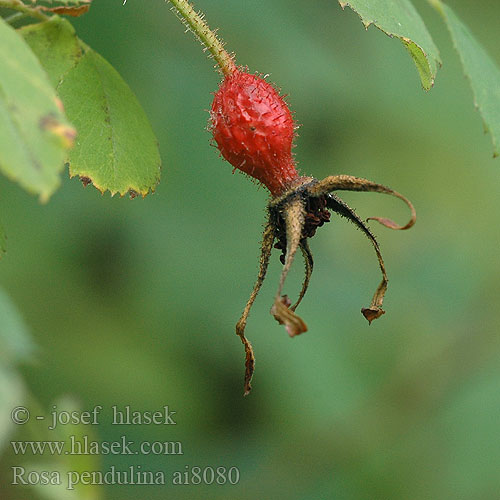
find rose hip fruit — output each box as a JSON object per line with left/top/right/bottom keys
{"left": 210, "top": 70, "right": 299, "bottom": 196}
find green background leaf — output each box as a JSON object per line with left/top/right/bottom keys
{"left": 0, "top": 365, "right": 24, "bottom": 453}
{"left": 430, "top": 0, "right": 500, "bottom": 157}
{"left": 0, "top": 287, "right": 34, "bottom": 367}
{"left": 0, "top": 18, "right": 74, "bottom": 201}
{"left": 0, "top": 288, "right": 34, "bottom": 452}
{"left": 0, "top": 220, "right": 5, "bottom": 257}
{"left": 21, "top": 17, "right": 161, "bottom": 196}
{"left": 338, "top": 0, "right": 441, "bottom": 90}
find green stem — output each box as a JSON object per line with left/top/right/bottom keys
{"left": 0, "top": 0, "right": 48, "bottom": 21}
{"left": 168, "top": 0, "right": 236, "bottom": 76}
{"left": 3, "top": 11, "right": 25, "bottom": 24}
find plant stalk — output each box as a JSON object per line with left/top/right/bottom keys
{"left": 0, "top": 0, "right": 48, "bottom": 21}
{"left": 168, "top": 0, "right": 236, "bottom": 76}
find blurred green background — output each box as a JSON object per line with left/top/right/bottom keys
{"left": 1, "top": 0, "right": 500, "bottom": 498}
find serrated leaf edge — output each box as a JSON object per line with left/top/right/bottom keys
{"left": 339, "top": 1, "right": 441, "bottom": 90}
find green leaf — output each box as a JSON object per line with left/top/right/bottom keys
{"left": 20, "top": 17, "right": 161, "bottom": 196}
{"left": 0, "top": 287, "right": 35, "bottom": 366}
{"left": 0, "top": 18, "right": 75, "bottom": 201}
{"left": 0, "top": 287, "right": 34, "bottom": 452}
{"left": 338, "top": 0, "right": 441, "bottom": 90}
{"left": 0, "top": 365, "right": 25, "bottom": 453}
{"left": 429, "top": 0, "right": 500, "bottom": 157}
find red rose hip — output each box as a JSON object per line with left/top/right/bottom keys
{"left": 210, "top": 70, "right": 299, "bottom": 196}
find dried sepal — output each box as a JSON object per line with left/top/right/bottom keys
{"left": 275, "top": 196, "right": 305, "bottom": 295}
{"left": 235, "top": 220, "right": 275, "bottom": 395}
{"left": 310, "top": 176, "right": 415, "bottom": 323}
{"left": 324, "top": 193, "right": 388, "bottom": 322}
{"left": 269, "top": 195, "right": 310, "bottom": 336}
{"left": 308, "top": 174, "right": 416, "bottom": 231}
{"left": 237, "top": 334, "right": 255, "bottom": 397}
{"left": 291, "top": 239, "right": 313, "bottom": 312}
{"left": 271, "top": 295, "right": 307, "bottom": 337}
{"left": 361, "top": 305, "right": 386, "bottom": 324}
{"left": 269, "top": 197, "right": 310, "bottom": 335}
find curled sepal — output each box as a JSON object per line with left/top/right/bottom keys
{"left": 291, "top": 240, "right": 314, "bottom": 312}
{"left": 361, "top": 307, "right": 385, "bottom": 324}
{"left": 235, "top": 220, "right": 275, "bottom": 395}
{"left": 309, "top": 175, "right": 416, "bottom": 231}
{"left": 361, "top": 270, "right": 388, "bottom": 324}
{"left": 271, "top": 295, "right": 308, "bottom": 337}
{"left": 235, "top": 321, "right": 256, "bottom": 397}
{"left": 325, "top": 194, "right": 389, "bottom": 324}
{"left": 271, "top": 196, "right": 305, "bottom": 329}
{"left": 366, "top": 186, "right": 416, "bottom": 230}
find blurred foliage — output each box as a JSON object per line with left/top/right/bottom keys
{"left": 0, "top": 16, "right": 73, "bottom": 201}
{"left": 20, "top": 16, "right": 161, "bottom": 197}
{"left": 1, "top": 0, "right": 500, "bottom": 499}
{"left": 0, "top": 220, "right": 5, "bottom": 255}
{"left": 431, "top": 0, "right": 500, "bottom": 156}
{"left": 0, "top": 288, "right": 33, "bottom": 452}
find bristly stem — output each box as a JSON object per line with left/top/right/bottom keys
{"left": 168, "top": 0, "right": 236, "bottom": 76}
